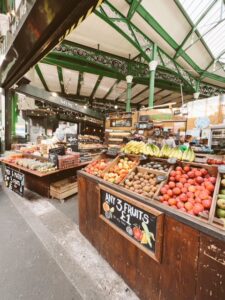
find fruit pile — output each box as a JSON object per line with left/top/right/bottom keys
{"left": 121, "top": 141, "right": 146, "bottom": 155}
{"left": 159, "top": 145, "right": 195, "bottom": 162}
{"left": 216, "top": 177, "right": 225, "bottom": 222}
{"left": 123, "top": 170, "right": 160, "bottom": 198}
{"left": 159, "top": 165, "right": 216, "bottom": 216}
{"left": 207, "top": 158, "right": 225, "bottom": 165}
{"left": 142, "top": 161, "right": 169, "bottom": 172}
{"left": 85, "top": 159, "right": 110, "bottom": 177}
{"left": 103, "top": 157, "right": 137, "bottom": 184}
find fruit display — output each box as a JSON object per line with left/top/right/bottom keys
{"left": 207, "top": 158, "right": 225, "bottom": 165}
{"left": 215, "top": 175, "right": 225, "bottom": 224}
{"left": 159, "top": 145, "right": 195, "bottom": 162}
{"left": 121, "top": 141, "right": 146, "bottom": 155}
{"left": 121, "top": 141, "right": 195, "bottom": 162}
{"left": 141, "top": 161, "right": 170, "bottom": 172}
{"left": 85, "top": 158, "right": 111, "bottom": 177}
{"left": 15, "top": 158, "right": 57, "bottom": 173}
{"left": 122, "top": 169, "right": 162, "bottom": 198}
{"left": 103, "top": 157, "right": 137, "bottom": 184}
{"left": 159, "top": 165, "right": 216, "bottom": 217}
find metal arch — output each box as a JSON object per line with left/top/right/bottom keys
{"left": 174, "top": 0, "right": 218, "bottom": 59}
{"left": 44, "top": 40, "right": 194, "bottom": 92}
{"left": 95, "top": 1, "right": 195, "bottom": 88}
{"left": 126, "top": 0, "right": 225, "bottom": 83}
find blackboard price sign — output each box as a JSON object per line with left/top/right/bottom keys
{"left": 4, "top": 166, "right": 25, "bottom": 196}
{"left": 49, "top": 146, "right": 65, "bottom": 167}
{"left": 66, "top": 134, "right": 78, "bottom": 152}
{"left": 99, "top": 185, "right": 164, "bottom": 262}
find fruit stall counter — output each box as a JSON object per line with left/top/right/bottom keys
{"left": 78, "top": 168, "right": 225, "bottom": 300}
{"left": 2, "top": 160, "right": 89, "bottom": 198}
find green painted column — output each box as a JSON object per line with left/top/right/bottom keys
{"left": 11, "top": 92, "right": 18, "bottom": 137}
{"left": 194, "top": 80, "right": 200, "bottom": 100}
{"left": 148, "top": 44, "right": 158, "bottom": 108}
{"left": 126, "top": 75, "right": 133, "bottom": 112}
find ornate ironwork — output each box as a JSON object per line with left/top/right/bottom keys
{"left": 54, "top": 43, "right": 128, "bottom": 76}
{"left": 199, "top": 82, "right": 225, "bottom": 97}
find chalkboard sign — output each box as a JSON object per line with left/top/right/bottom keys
{"left": 49, "top": 146, "right": 65, "bottom": 167}
{"left": 4, "top": 166, "right": 25, "bottom": 196}
{"left": 99, "top": 185, "right": 164, "bottom": 262}
{"left": 66, "top": 134, "right": 78, "bottom": 152}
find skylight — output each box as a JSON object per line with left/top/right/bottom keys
{"left": 179, "top": 0, "right": 225, "bottom": 65}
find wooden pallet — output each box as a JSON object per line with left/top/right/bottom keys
{"left": 50, "top": 178, "right": 78, "bottom": 200}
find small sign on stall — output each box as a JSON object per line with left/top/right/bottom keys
{"left": 66, "top": 134, "right": 78, "bottom": 152}
{"left": 4, "top": 166, "right": 25, "bottom": 196}
{"left": 49, "top": 146, "right": 65, "bottom": 167}
{"left": 99, "top": 185, "right": 164, "bottom": 262}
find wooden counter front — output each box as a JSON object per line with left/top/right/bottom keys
{"left": 2, "top": 162, "right": 89, "bottom": 197}
{"left": 78, "top": 171, "right": 225, "bottom": 300}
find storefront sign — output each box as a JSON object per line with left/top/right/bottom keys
{"left": 99, "top": 185, "right": 164, "bottom": 262}
{"left": 4, "top": 166, "right": 24, "bottom": 196}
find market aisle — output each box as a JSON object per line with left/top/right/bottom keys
{"left": 0, "top": 189, "right": 82, "bottom": 300}
{"left": 1, "top": 186, "right": 139, "bottom": 300}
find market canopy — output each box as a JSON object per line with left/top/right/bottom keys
{"left": 24, "top": 0, "right": 225, "bottom": 111}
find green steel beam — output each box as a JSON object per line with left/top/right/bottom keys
{"left": 174, "top": 0, "right": 218, "bottom": 59}
{"left": 183, "top": 17, "right": 225, "bottom": 54}
{"left": 95, "top": 3, "right": 195, "bottom": 88}
{"left": 173, "top": 0, "right": 215, "bottom": 60}
{"left": 89, "top": 75, "right": 103, "bottom": 102}
{"left": 42, "top": 56, "right": 125, "bottom": 81}
{"left": 77, "top": 72, "right": 83, "bottom": 96}
{"left": 102, "top": 79, "right": 120, "bottom": 100}
{"left": 200, "top": 49, "right": 225, "bottom": 79}
{"left": 126, "top": 0, "right": 225, "bottom": 83}
{"left": 127, "top": 0, "right": 142, "bottom": 20}
{"left": 57, "top": 66, "right": 65, "bottom": 94}
{"left": 42, "top": 40, "right": 225, "bottom": 96}
{"left": 34, "top": 65, "right": 49, "bottom": 91}
{"left": 125, "top": 0, "right": 200, "bottom": 73}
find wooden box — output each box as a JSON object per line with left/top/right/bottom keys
{"left": 101, "top": 154, "right": 140, "bottom": 184}
{"left": 50, "top": 177, "right": 78, "bottom": 200}
{"left": 120, "top": 166, "right": 168, "bottom": 200}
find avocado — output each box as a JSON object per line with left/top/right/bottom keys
{"left": 216, "top": 208, "right": 225, "bottom": 218}
{"left": 220, "top": 189, "right": 225, "bottom": 195}
{"left": 217, "top": 199, "right": 225, "bottom": 209}
{"left": 218, "top": 194, "right": 225, "bottom": 200}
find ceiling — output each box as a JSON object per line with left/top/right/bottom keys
{"left": 23, "top": 0, "right": 225, "bottom": 113}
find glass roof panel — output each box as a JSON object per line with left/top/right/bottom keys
{"left": 178, "top": 0, "right": 225, "bottom": 63}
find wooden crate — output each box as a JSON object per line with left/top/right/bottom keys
{"left": 120, "top": 166, "right": 168, "bottom": 200}
{"left": 102, "top": 154, "right": 140, "bottom": 184}
{"left": 50, "top": 177, "right": 78, "bottom": 200}
{"left": 211, "top": 173, "right": 225, "bottom": 230}
{"left": 155, "top": 162, "right": 220, "bottom": 223}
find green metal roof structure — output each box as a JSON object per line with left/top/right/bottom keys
{"left": 23, "top": 0, "right": 225, "bottom": 112}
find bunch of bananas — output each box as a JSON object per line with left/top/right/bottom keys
{"left": 142, "top": 144, "right": 160, "bottom": 156}
{"left": 121, "top": 141, "right": 146, "bottom": 155}
{"left": 159, "top": 145, "right": 195, "bottom": 162}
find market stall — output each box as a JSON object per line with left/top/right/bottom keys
{"left": 78, "top": 150, "right": 225, "bottom": 300}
